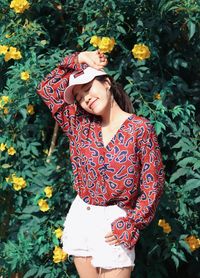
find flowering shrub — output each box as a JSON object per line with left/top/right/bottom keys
{"left": 0, "top": 0, "right": 200, "bottom": 277}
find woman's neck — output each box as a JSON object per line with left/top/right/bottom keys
{"left": 101, "top": 101, "right": 132, "bottom": 127}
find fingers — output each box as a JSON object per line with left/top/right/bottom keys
{"left": 97, "top": 50, "right": 108, "bottom": 64}
{"left": 97, "top": 50, "right": 107, "bottom": 61}
{"left": 105, "top": 232, "right": 120, "bottom": 246}
{"left": 92, "top": 51, "right": 108, "bottom": 69}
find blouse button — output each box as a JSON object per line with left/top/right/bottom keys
{"left": 87, "top": 206, "right": 91, "bottom": 210}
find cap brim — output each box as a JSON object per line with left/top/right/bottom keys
{"left": 63, "top": 85, "right": 76, "bottom": 104}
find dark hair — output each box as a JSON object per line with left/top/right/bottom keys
{"left": 95, "top": 75, "right": 134, "bottom": 113}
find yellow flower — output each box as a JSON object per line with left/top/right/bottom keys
{"left": 98, "top": 37, "right": 116, "bottom": 53}
{"left": 132, "top": 44, "right": 151, "bottom": 61}
{"left": 163, "top": 223, "right": 172, "bottom": 234}
{"left": 4, "top": 47, "right": 22, "bottom": 62}
{"left": 12, "top": 176, "right": 27, "bottom": 191}
{"left": 0, "top": 45, "right": 9, "bottom": 55}
{"left": 5, "top": 34, "right": 11, "bottom": 38}
{"left": 9, "top": 47, "right": 22, "bottom": 59}
{"left": 90, "top": 36, "right": 101, "bottom": 48}
{"left": 0, "top": 96, "right": 10, "bottom": 110}
{"left": 38, "top": 199, "right": 50, "bottom": 212}
{"left": 10, "top": 0, "right": 30, "bottom": 13}
{"left": 5, "top": 32, "right": 15, "bottom": 38}
{"left": 185, "top": 235, "right": 200, "bottom": 252}
{"left": 21, "top": 71, "right": 30, "bottom": 81}
{"left": 44, "top": 186, "right": 53, "bottom": 198}
{"left": 7, "top": 147, "right": 16, "bottom": 156}
{"left": 158, "top": 219, "right": 166, "bottom": 227}
{"left": 26, "top": 104, "right": 34, "bottom": 115}
{"left": 158, "top": 219, "right": 171, "bottom": 233}
{"left": 13, "top": 183, "right": 22, "bottom": 191}
{"left": 0, "top": 143, "right": 7, "bottom": 151}
{"left": 16, "top": 177, "right": 26, "bottom": 188}
{"left": 2, "top": 96, "right": 10, "bottom": 104}
{"left": 4, "top": 52, "right": 12, "bottom": 62}
{"left": 54, "top": 228, "right": 63, "bottom": 239}
{"left": 4, "top": 107, "right": 9, "bottom": 115}
{"left": 53, "top": 246, "right": 67, "bottom": 263}
{"left": 154, "top": 93, "right": 161, "bottom": 100}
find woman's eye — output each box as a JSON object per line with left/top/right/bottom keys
{"left": 77, "top": 96, "right": 83, "bottom": 103}
{"left": 85, "top": 86, "right": 91, "bottom": 92}
{"left": 84, "top": 84, "right": 91, "bottom": 92}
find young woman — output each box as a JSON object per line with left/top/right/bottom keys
{"left": 37, "top": 50, "right": 165, "bottom": 278}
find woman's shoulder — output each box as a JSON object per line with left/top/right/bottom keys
{"left": 132, "top": 113, "right": 152, "bottom": 127}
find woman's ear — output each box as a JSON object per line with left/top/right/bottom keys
{"left": 104, "top": 77, "right": 111, "bottom": 90}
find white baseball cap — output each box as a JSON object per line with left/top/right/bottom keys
{"left": 64, "top": 66, "right": 107, "bottom": 104}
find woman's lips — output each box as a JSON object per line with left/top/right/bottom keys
{"left": 89, "top": 99, "right": 98, "bottom": 109}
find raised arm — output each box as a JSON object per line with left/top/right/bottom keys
{"left": 36, "top": 51, "right": 107, "bottom": 138}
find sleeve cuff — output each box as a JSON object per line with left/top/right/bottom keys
{"left": 111, "top": 217, "right": 140, "bottom": 250}
{"left": 59, "top": 52, "right": 88, "bottom": 71}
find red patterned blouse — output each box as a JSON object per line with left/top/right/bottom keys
{"left": 37, "top": 53, "right": 165, "bottom": 250}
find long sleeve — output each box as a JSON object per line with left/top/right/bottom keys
{"left": 111, "top": 121, "right": 165, "bottom": 250}
{"left": 36, "top": 52, "right": 88, "bottom": 139}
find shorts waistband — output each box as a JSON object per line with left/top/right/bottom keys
{"left": 76, "top": 194, "right": 118, "bottom": 209}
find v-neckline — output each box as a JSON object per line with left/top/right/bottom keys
{"left": 99, "top": 114, "right": 135, "bottom": 150}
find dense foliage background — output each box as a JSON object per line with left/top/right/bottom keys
{"left": 0, "top": 0, "right": 200, "bottom": 277}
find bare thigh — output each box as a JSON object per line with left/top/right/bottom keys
{"left": 73, "top": 256, "right": 133, "bottom": 278}
{"left": 73, "top": 256, "right": 99, "bottom": 278}
{"left": 98, "top": 266, "right": 133, "bottom": 278}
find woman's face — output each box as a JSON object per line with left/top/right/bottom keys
{"left": 72, "top": 78, "right": 112, "bottom": 115}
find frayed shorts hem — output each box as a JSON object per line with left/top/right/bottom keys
{"left": 66, "top": 253, "right": 135, "bottom": 270}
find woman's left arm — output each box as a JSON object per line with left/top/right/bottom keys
{"left": 111, "top": 121, "right": 166, "bottom": 250}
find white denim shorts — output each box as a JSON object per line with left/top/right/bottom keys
{"left": 61, "top": 195, "right": 135, "bottom": 269}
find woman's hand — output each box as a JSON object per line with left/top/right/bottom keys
{"left": 105, "top": 231, "right": 120, "bottom": 246}
{"left": 78, "top": 50, "right": 108, "bottom": 70}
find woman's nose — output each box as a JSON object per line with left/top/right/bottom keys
{"left": 84, "top": 94, "right": 91, "bottom": 104}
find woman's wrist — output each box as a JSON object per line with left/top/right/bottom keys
{"left": 77, "top": 52, "right": 85, "bottom": 64}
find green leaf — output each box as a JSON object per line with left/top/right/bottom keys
{"left": 193, "top": 160, "right": 200, "bottom": 170}
{"left": 154, "top": 121, "right": 166, "bottom": 135}
{"left": 31, "top": 145, "right": 39, "bottom": 156}
{"left": 24, "top": 268, "right": 38, "bottom": 278}
{"left": 177, "top": 157, "right": 198, "bottom": 167}
{"left": 183, "top": 179, "right": 200, "bottom": 192}
{"left": 52, "top": 237, "right": 59, "bottom": 246}
{"left": 194, "top": 196, "right": 200, "bottom": 204}
{"left": 187, "top": 20, "right": 196, "bottom": 40}
{"left": 22, "top": 206, "right": 39, "bottom": 214}
{"left": 171, "top": 255, "right": 179, "bottom": 269}
{"left": 1, "top": 163, "right": 12, "bottom": 168}
{"left": 169, "top": 168, "right": 188, "bottom": 183}
{"left": 116, "top": 25, "right": 126, "bottom": 35}
{"left": 19, "top": 108, "right": 27, "bottom": 120}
